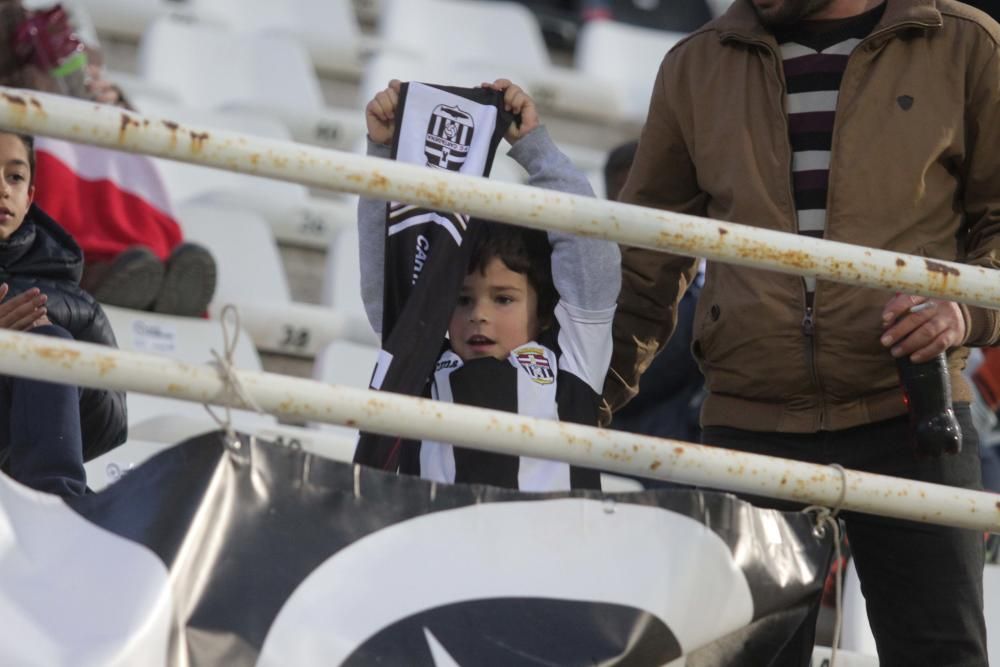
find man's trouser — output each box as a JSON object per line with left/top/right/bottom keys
{"left": 703, "top": 404, "right": 988, "bottom": 667}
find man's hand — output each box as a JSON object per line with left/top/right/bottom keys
{"left": 880, "top": 293, "right": 966, "bottom": 363}
{"left": 0, "top": 284, "right": 48, "bottom": 331}
{"left": 482, "top": 79, "right": 539, "bottom": 144}
{"left": 365, "top": 79, "right": 402, "bottom": 146}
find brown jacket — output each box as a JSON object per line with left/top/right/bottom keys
{"left": 606, "top": 0, "right": 1000, "bottom": 432}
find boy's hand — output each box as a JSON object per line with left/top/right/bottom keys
{"left": 0, "top": 284, "right": 48, "bottom": 331}
{"left": 482, "top": 79, "right": 539, "bottom": 144}
{"left": 86, "top": 64, "right": 125, "bottom": 107}
{"left": 365, "top": 79, "right": 402, "bottom": 146}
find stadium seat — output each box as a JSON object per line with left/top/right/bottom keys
{"left": 177, "top": 202, "right": 374, "bottom": 356}
{"left": 101, "top": 306, "right": 276, "bottom": 445}
{"left": 809, "top": 646, "right": 878, "bottom": 666}
{"left": 359, "top": 49, "right": 507, "bottom": 110}
{"left": 575, "top": 20, "right": 687, "bottom": 124}
{"left": 88, "top": 308, "right": 361, "bottom": 490}
{"left": 321, "top": 222, "right": 367, "bottom": 321}
{"left": 176, "top": 203, "right": 291, "bottom": 306}
{"left": 986, "top": 563, "right": 1000, "bottom": 663}
{"left": 311, "top": 339, "right": 380, "bottom": 441}
{"left": 76, "top": 0, "right": 194, "bottom": 39}
{"left": 706, "top": 0, "right": 736, "bottom": 17}
{"left": 380, "top": 0, "right": 550, "bottom": 71}
{"left": 840, "top": 559, "right": 877, "bottom": 657}
{"left": 84, "top": 437, "right": 174, "bottom": 492}
{"left": 132, "top": 94, "right": 353, "bottom": 249}
{"left": 191, "top": 0, "right": 372, "bottom": 78}
{"left": 137, "top": 17, "right": 364, "bottom": 151}
{"left": 375, "top": 0, "right": 614, "bottom": 124}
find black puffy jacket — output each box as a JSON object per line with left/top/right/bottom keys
{"left": 0, "top": 204, "right": 127, "bottom": 460}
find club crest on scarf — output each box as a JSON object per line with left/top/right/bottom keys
{"left": 425, "top": 104, "right": 475, "bottom": 171}
{"left": 515, "top": 346, "right": 555, "bottom": 385}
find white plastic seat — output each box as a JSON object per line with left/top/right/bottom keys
{"left": 313, "top": 340, "right": 380, "bottom": 390}
{"left": 177, "top": 202, "right": 375, "bottom": 356}
{"left": 84, "top": 437, "right": 175, "bottom": 492}
{"left": 380, "top": 0, "right": 549, "bottom": 71}
{"left": 706, "top": 0, "right": 736, "bottom": 17}
{"left": 76, "top": 0, "right": 194, "bottom": 38}
{"left": 840, "top": 558, "right": 877, "bottom": 657}
{"left": 986, "top": 563, "right": 1000, "bottom": 663}
{"left": 176, "top": 202, "right": 291, "bottom": 307}
{"left": 311, "top": 339, "right": 380, "bottom": 442}
{"left": 321, "top": 223, "right": 367, "bottom": 321}
{"left": 88, "top": 310, "right": 361, "bottom": 490}
{"left": 133, "top": 94, "right": 352, "bottom": 249}
{"left": 102, "top": 305, "right": 276, "bottom": 446}
{"left": 375, "top": 0, "right": 613, "bottom": 123}
{"left": 137, "top": 17, "right": 364, "bottom": 150}
{"left": 359, "top": 50, "right": 505, "bottom": 110}
{"left": 575, "top": 20, "right": 687, "bottom": 124}
{"left": 192, "top": 0, "right": 370, "bottom": 77}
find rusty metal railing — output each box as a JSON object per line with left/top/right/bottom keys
{"left": 0, "top": 87, "right": 997, "bottom": 309}
{"left": 0, "top": 328, "right": 995, "bottom": 531}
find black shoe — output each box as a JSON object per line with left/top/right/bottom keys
{"left": 90, "top": 246, "right": 164, "bottom": 310}
{"left": 153, "top": 242, "right": 218, "bottom": 317}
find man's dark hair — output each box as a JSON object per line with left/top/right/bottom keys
{"left": 603, "top": 140, "right": 638, "bottom": 201}
{"left": 466, "top": 220, "right": 558, "bottom": 328}
{"left": 10, "top": 133, "right": 34, "bottom": 186}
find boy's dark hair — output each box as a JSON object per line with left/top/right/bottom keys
{"left": 467, "top": 220, "right": 558, "bottom": 328}
{"left": 9, "top": 133, "right": 34, "bottom": 186}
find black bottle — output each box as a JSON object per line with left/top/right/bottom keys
{"left": 896, "top": 353, "right": 962, "bottom": 456}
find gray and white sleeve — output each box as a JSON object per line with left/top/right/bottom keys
{"left": 357, "top": 139, "right": 392, "bottom": 335}
{"left": 507, "top": 127, "right": 621, "bottom": 313}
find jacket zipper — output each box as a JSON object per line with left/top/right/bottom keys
{"left": 737, "top": 19, "right": 934, "bottom": 429}
{"left": 759, "top": 40, "right": 828, "bottom": 428}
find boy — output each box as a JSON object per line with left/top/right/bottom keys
{"left": 0, "top": 131, "right": 126, "bottom": 495}
{"left": 359, "top": 79, "right": 620, "bottom": 491}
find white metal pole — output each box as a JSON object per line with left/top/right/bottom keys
{"left": 1, "top": 88, "right": 999, "bottom": 308}
{"left": 2, "top": 329, "right": 997, "bottom": 532}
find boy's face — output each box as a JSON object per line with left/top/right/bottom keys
{"left": 0, "top": 133, "right": 33, "bottom": 241}
{"left": 449, "top": 257, "right": 540, "bottom": 362}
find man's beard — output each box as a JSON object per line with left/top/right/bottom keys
{"left": 749, "top": 0, "right": 836, "bottom": 26}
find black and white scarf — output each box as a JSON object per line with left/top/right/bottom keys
{"left": 354, "top": 82, "right": 513, "bottom": 470}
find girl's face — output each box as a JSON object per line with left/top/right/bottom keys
{"left": 448, "top": 257, "right": 540, "bottom": 361}
{"left": 0, "top": 133, "right": 33, "bottom": 241}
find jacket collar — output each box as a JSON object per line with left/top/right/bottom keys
{"left": 714, "top": 0, "right": 943, "bottom": 45}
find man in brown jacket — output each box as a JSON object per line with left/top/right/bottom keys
{"left": 606, "top": 0, "right": 999, "bottom": 664}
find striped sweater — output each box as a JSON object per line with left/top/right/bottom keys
{"left": 775, "top": 4, "right": 884, "bottom": 306}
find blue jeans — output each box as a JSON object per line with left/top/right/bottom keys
{"left": 0, "top": 324, "right": 86, "bottom": 496}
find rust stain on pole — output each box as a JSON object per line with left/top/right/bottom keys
{"left": 35, "top": 346, "right": 80, "bottom": 366}
{"left": 119, "top": 113, "right": 140, "bottom": 144}
{"left": 2, "top": 93, "right": 27, "bottom": 107}
{"left": 189, "top": 131, "right": 210, "bottom": 153}
{"left": 94, "top": 355, "right": 117, "bottom": 376}
{"left": 925, "top": 259, "right": 961, "bottom": 277}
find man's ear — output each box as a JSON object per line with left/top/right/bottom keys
{"left": 27, "top": 185, "right": 34, "bottom": 205}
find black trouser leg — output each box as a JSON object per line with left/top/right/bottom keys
{"left": 0, "top": 324, "right": 86, "bottom": 497}
{"left": 702, "top": 406, "right": 988, "bottom": 667}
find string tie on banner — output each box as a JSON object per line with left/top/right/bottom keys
{"left": 206, "top": 304, "right": 265, "bottom": 449}
{"left": 803, "top": 463, "right": 848, "bottom": 667}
